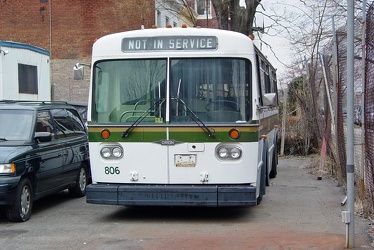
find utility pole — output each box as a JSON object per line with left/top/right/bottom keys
{"left": 280, "top": 87, "right": 287, "bottom": 156}
{"left": 345, "top": 0, "right": 355, "bottom": 248}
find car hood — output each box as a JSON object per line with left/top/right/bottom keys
{"left": 0, "top": 142, "right": 34, "bottom": 163}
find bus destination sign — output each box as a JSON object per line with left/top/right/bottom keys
{"left": 122, "top": 36, "right": 217, "bottom": 52}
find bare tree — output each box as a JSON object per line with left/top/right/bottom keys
{"left": 270, "top": 1, "right": 366, "bottom": 189}
{"left": 156, "top": 0, "right": 263, "bottom": 35}
{"left": 211, "top": 0, "right": 261, "bottom": 35}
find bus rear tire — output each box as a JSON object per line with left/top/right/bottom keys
{"left": 257, "top": 193, "right": 263, "bottom": 205}
{"left": 269, "top": 169, "right": 277, "bottom": 179}
{"left": 269, "top": 139, "right": 278, "bottom": 179}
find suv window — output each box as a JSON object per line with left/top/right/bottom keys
{"left": 0, "top": 109, "right": 33, "bottom": 140}
{"left": 51, "top": 108, "right": 86, "bottom": 138}
{"left": 36, "top": 111, "right": 55, "bottom": 139}
{"left": 66, "top": 108, "right": 86, "bottom": 133}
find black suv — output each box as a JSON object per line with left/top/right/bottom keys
{"left": 0, "top": 100, "right": 90, "bottom": 222}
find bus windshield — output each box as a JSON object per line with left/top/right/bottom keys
{"left": 92, "top": 58, "right": 251, "bottom": 124}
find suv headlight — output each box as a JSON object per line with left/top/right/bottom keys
{"left": 216, "top": 145, "right": 242, "bottom": 160}
{"left": 100, "top": 145, "right": 124, "bottom": 159}
{"left": 0, "top": 163, "right": 16, "bottom": 173}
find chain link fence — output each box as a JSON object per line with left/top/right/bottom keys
{"left": 364, "top": 1, "right": 374, "bottom": 213}
{"left": 280, "top": 1, "right": 374, "bottom": 215}
{"left": 326, "top": 1, "right": 374, "bottom": 214}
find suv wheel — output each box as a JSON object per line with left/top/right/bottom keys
{"left": 69, "top": 164, "right": 87, "bottom": 197}
{"left": 6, "top": 178, "right": 33, "bottom": 222}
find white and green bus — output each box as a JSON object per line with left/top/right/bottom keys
{"left": 75, "top": 27, "right": 279, "bottom": 207}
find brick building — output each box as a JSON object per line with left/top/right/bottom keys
{"left": 0, "top": 0, "right": 216, "bottom": 102}
{"left": 0, "top": 0, "right": 155, "bottom": 101}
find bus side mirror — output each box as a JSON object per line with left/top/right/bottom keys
{"left": 262, "top": 93, "right": 277, "bottom": 107}
{"left": 73, "top": 64, "right": 85, "bottom": 80}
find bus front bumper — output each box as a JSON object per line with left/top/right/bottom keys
{"left": 86, "top": 184, "right": 257, "bottom": 207}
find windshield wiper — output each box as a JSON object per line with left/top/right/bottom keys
{"left": 121, "top": 98, "right": 164, "bottom": 138}
{"left": 0, "top": 137, "right": 7, "bottom": 141}
{"left": 173, "top": 97, "right": 216, "bottom": 138}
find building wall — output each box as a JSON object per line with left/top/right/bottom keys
{"left": 193, "top": 0, "right": 218, "bottom": 28}
{"left": 156, "top": 0, "right": 183, "bottom": 28}
{"left": 155, "top": 0, "right": 215, "bottom": 28}
{"left": 0, "top": 0, "right": 155, "bottom": 102}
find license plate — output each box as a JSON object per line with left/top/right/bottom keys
{"left": 175, "top": 154, "right": 196, "bottom": 167}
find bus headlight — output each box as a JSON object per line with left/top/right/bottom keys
{"left": 100, "top": 146, "right": 124, "bottom": 159}
{"left": 218, "top": 147, "right": 229, "bottom": 158}
{"left": 216, "top": 145, "right": 242, "bottom": 160}
{"left": 101, "top": 147, "right": 112, "bottom": 158}
{"left": 112, "top": 147, "right": 123, "bottom": 158}
{"left": 230, "top": 147, "right": 241, "bottom": 159}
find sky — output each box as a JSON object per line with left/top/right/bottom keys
{"left": 253, "top": 1, "right": 295, "bottom": 77}
{"left": 246, "top": 0, "right": 303, "bottom": 80}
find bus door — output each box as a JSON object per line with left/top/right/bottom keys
{"left": 166, "top": 59, "right": 218, "bottom": 184}
{"left": 165, "top": 57, "right": 249, "bottom": 185}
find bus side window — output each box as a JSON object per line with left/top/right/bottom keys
{"left": 257, "top": 54, "right": 278, "bottom": 107}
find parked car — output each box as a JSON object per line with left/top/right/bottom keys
{"left": 0, "top": 100, "right": 90, "bottom": 222}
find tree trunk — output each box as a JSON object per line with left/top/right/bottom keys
{"left": 211, "top": 0, "right": 260, "bottom": 35}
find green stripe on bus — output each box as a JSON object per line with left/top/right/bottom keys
{"left": 88, "top": 127, "right": 259, "bottom": 143}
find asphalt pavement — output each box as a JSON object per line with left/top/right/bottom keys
{"left": 265, "top": 156, "right": 373, "bottom": 249}
{"left": 0, "top": 156, "right": 373, "bottom": 249}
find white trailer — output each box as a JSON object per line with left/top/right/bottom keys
{"left": 0, "top": 41, "right": 51, "bottom": 101}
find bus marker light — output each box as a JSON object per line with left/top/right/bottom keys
{"left": 101, "top": 129, "right": 110, "bottom": 139}
{"left": 229, "top": 128, "right": 240, "bottom": 139}
{"left": 260, "top": 135, "right": 267, "bottom": 140}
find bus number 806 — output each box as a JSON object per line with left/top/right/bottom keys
{"left": 105, "top": 166, "right": 120, "bottom": 175}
